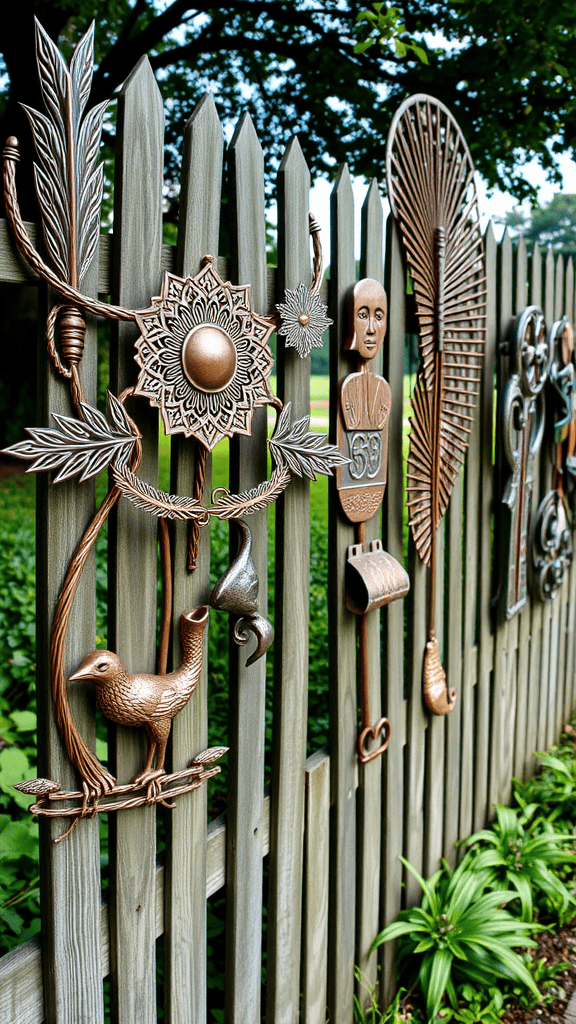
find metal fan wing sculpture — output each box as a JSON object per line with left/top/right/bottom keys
{"left": 386, "top": 95, "right": 486, "bottom": 715}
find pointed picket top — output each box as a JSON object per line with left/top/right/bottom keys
{"left": 545, "top": 243, "right": 555, "bottom": 324}
{"left": 330, "top": 164, "right": 354, "bottom": 281}
{"left": 277, "top": 134, "right": 311, "bottom": 299}
{"left": 120, "top": 53, "right": 163, "bottom": 112}
{"left": 332, "top": 162, "right": 353, "bottom": 202}
{"left": 361, "top": 178, "right": 383, "bottom": 282}
{"left": 228, "top": 111, "right": 266, "bottom": 309}
{"left": 515, "top": 232, "right": 528, "bottom": 310}
{"left": 531, "top": 241, "right": 542, "bottom": 307}
{"left": 565, "top": 256, "right": 574, "bottom": 326}
{"left": 499, "top": 228, "right": 513, "bottom": 336}
{"left": 230, "top": 110, "right": 263, "bottom": 163}
{"left": 278, "top": 133, "right": 309, "bottom": 180}
{"left": 177, "top": 92, "right": 224, "bottom": 275}
{"left": 555, "top": 250, "right": 565, "bottom": 320}
{"left": 484, "top": 219, "right": 496, "bottom": 250}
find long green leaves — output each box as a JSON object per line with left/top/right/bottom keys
{"left": 371, "top": 856, "right": 539, "bottom": 1021}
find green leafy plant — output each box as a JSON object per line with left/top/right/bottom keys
{"left": 499, "top": 953, "right": 569, "bottom": 1009}
{"left": 513, "top": 751, "right": 576, "bottom": 827}
{"left": 463, "top": 803, "right": 576, "bottom": 922}
{"left": 437, "top": 984, "right": 504, "bottom": 1022}
{"left": 354, "top": 3, "right": 429, "bottom": 64}
{"left": 370, "top": 857, "right": 539, "bottom": 1023}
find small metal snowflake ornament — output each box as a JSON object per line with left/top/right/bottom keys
{"left": 277, "top": 281, "right": 332, "bottom": 359}
{"left": 276, "top": 214, "right": 332, "bottom": 359}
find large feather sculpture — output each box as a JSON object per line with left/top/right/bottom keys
{"left": 23, "top": 19, "right": 107, "bottom": 288}
{"left": 386, "top": 95, "right": 486, "bottom": 714}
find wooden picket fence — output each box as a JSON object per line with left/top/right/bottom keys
{"left": 1, "top": 57, "right": 576, "bottom": 1024}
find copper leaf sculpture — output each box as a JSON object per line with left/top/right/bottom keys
{"left": 386, "top": 94, "right": 486, "bottom": 714}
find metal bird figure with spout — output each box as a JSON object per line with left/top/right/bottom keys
{"left": 70, "top": 607, "right": 209, "bottom": 791}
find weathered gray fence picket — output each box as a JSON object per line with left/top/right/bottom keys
{"left": 2, "top": 71, "right": 576, "bottom": 1024}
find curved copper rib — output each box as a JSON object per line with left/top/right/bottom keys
{"left": 3, "top": 139, "right": 154, "bottom": 323}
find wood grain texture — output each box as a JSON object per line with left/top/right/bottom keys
{"left": 355, "top": 178, "right": 384, "bottom": 1004}
{"left": 302, "top": 750, "right": 330, "bottom": 1024}
{"left": 225, "top": 112, "right": 268, "bottom": 1024}
{"left": 328, "top": 164, "right": 357, "bottom": 1024}
{"left": 266, "top": 135, "right": 311, "bottom": 1024}
{"left": 474, "top": 222, "right": 497, "bottom": 829}
{"left": 107, "top": 56, "right": 164, "bottom": 1024}
{"left": 36, "top": 239, "right": 103, "bottom": 1022}
{"left": 0, "top": 794, "right": 276, "bottom": 1024}
{"left": 525, "top": 244, "right": 545, "bottom": 777}
{"left": 424, "top": 519, "right": 445, "bottom": 876}
{"left": 489, "top": 229, "right": 513, "bottom": 814}
{"left": 537, "top": 246, "right": 557, "bottom": 751}
{"left": 460, "top": 230, "right": 483, "bottom": 839}
{"left": 562, "top": 258, "right": 575, "bottom": 723}
{"left": 514, "top": 235, "right": 530, "bottom": 782}
{"left": 381, "top": 215, "right": 407, "bottom": 1001}
{"left": 164, "top": 93, "right": 224, "bottom": 1024}
{"left": 444, "top": 473, "right": 463, "bottom": 866}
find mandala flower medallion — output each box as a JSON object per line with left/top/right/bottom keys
{"left": 133, "top": 258, "right": 275, "bottom": 450}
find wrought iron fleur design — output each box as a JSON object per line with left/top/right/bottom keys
{"left": 133, "top": 259, "right": 275, "bottom": 449}
{"left": 276, "top": 281, "right": 332, "bottom": 359}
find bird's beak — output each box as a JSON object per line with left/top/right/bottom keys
{"left": 68, "top": 664, "right": 94, "bottom": 683}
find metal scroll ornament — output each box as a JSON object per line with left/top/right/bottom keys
{"left": 501, "top": 307, "right": 549, "bottom": 618}
{"left": 386, "top": 95, "right": 486, "bottom": 715}
{"left": 336, "top": 278, "right": 410, "bottom": 763}
{"left": 531, "top": 315, "right": 575, "bottom": 603}
{"left": 3, "top": 21, "right": 344, "bottom": 838}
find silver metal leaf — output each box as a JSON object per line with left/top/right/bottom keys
{"left": 2, "top": 401, "right": 138, "bottom": 483}
{"left": 112, "top": 465, "right": 209, "bottom": 522}
{"left": 33, "top": 163, "right": 70, "bottom": 281}
{"left": 34, "top": 19, "right": 69, "bottom": 140}
{"left": 78, "top": 163, "right": 104, "bottom": 280}
{"left": 268, "top": 402, "right": 349, "bottom": 480}
{"left": 70, "top": 22, "right": 95, "bottom": 120}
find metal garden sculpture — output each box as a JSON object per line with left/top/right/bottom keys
{"left": 4, "top": 21, "right": 345, "bottom": 838}
{"left": 336, "top": 278, "right": 410, "bottom": 762}
{"left": 532, "top": 315, "right": 574, "bottom": 602}
{"left": 386, "top": 95, "right": 486, "bottom": 715}
{"left": 500, "top": 307, "right": 549, "bottom": 617}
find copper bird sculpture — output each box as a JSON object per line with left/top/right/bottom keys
{"left": 386, "top": 95, "right": 486, "bottom": 714}
{"left": 70, "top": 608, "right": 209, "bottom": 788}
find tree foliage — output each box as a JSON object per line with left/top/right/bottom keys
{"left": 501, "top": 195, "right": 576, "bottom": 259}
{"left": 2, "top": 0, "right": 576, "bottom": 218}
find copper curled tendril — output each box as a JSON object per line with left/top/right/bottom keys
{"left": 3, "top": 138, "right": 155, "bottom": 324}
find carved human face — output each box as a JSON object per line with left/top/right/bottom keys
{"left": 347, "top": 279, "right": 387, "bottom": 360}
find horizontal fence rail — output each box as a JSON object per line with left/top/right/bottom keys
{"left": 1, "top": 88, "right": 576, "bottom": 1024}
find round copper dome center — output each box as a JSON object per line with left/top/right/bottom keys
{"left": 182, "top": 325, "right": 236, "bottom": 392}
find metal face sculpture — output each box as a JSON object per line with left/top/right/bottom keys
{"left": 336, "top": 278, "right": 410, "bottom": 763}
{"left": 501, "top": 306, "right": 548, "bottom": 618}
{"left": 5, "top": 21, "right": 345, "bottom": 838}
{"left": 531, "top": 315, "right": 575, "bottom": 603}
{"left": 386, "top": 94, "right": 486, "bottom": 715}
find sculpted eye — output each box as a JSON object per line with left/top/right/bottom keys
{"left": 96, "top": 662, "right": 107, "bottom": 672}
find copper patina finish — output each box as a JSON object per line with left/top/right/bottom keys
{"left": 337, "top": 278, "right": 409, "bottom": 763}
{"left": 386, "top": 94, "right": 486, "bottom": 715}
